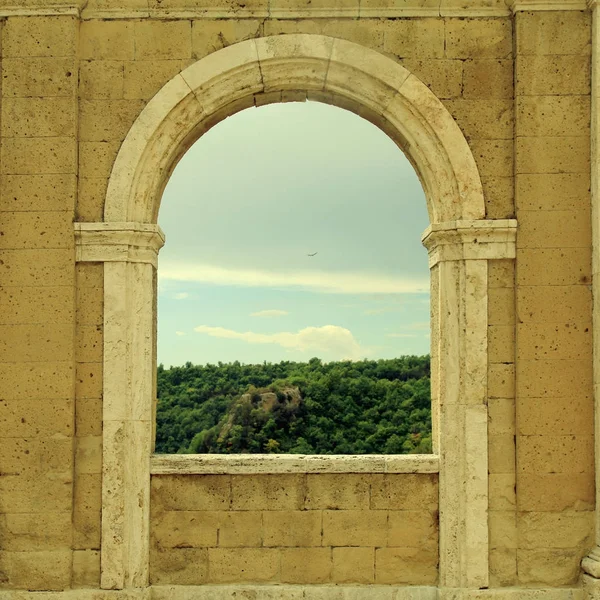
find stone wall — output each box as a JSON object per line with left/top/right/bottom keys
{"left": 0, "top": 1, "right": 597, "bottom": 596}
{"left": 150, "top": 474, "right": 438, "bottom": 585}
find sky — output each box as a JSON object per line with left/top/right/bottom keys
{"left": 157, "top": 101, "right": 430, "bottom": 367}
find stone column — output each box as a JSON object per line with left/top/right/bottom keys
{"left": 423, "top": 219, "right": 516, "bottom": 593}
{"left": 75, "top": 222, "right": 165, "bottom": 590}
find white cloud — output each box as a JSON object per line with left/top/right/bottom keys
{"left": 175, "top": 331, "right": 186, "bottom": 336}
{"left": 173, "top": 292, "right": 189, "bottom": 300}
{"left": 159, "top": 261, "right": 429, "bottom": 295}
{"left": 194, "top": 324, "right": 365, "bottom": 360}
{"left": 250, "top": 309, "right": 289, "bottom": 318}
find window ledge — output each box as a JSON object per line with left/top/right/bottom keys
{"left": 150, "top": 453, "right": 439, "bottom": 475}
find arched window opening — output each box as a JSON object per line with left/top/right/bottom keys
{"left": 155, "top": 101, "right": 431, "bottom": 456}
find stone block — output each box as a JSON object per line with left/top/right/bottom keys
{"left": 80, "top": 60, "right": 125, "bottom": 99}
{"left": 383, "top": 19, "right": 444, "bottom": 58}
{"left": 488, "top": 287, "right": 514, "bottom": 326}
{"left": 79, "top": 99, "right": 145, "bottom": 142}
{"left": 488, "top": 325, "right": 514, "bottom": 364}
{"left": 280, "top": 548, "right": 332, "bottom": 584}
{"left": 445, "top": 99, "right": 513, "bottom": 140}
{"left": 488, "top": 398, "right": 515, "bottom": 436}
{"left": 0, "top": 324, "right": 74, "bottom": 362}
{"left": 489, "top": 473, "right": 516, "bottom": 510}
{"left": 194, "top": 20, "right": 263, "bottom": 59}
{"left": 151, "top": 475, "right": 231, "bottom": 511}
{"left": 73, "top": 472, "right": 101, "bottom": 549}
{"left": 517, "top": 548, "right": 584, "bottom": 586}
{"left": 0, "top": 549, "right": 72, "bottom": 590}
{"left": 489, "top": 547, "right": 517, "bottom": 587}
{"left": 80, "top": 21, "right": 135, "bottom": 60}
{"left": 489, "top": 511, "right": 517, "bottom": 551}
{"left": 2, "top": 57, "right": 77, "bottom": 98}
{"left": 76, "top": 362, "right": 103, "bottom": 399}
{"left": 230, "top": 474, "right": 304, "bottom": 510}
{"left": 387, "top": 510, "right": 438, "bottom": 549}
{"left": 517, "top": 472, "right": 594, "bottom": 512}
{"left": 517, "top": 434, "right": 594, "bottom": 474}
{"left": 375, "top": 547, "right": 438, "bottom": 584}
{"left": 0, "top": 211, "right": 73, "bottom": 250}
{"left": 517, "top": 285, "right": 591, "bottom": 324}
{"left": 332, "top": 547, "right": 374, "bottom": 584}
{"left": 516, "top": 322, "right": 591, "bottom": 361}
{"left": 0, "top": 249, "right": 73, "bottom": 287}
{"left": 2, "top": 97, "right": 77, "bottom": 138}
{"left": 263, "top": 510, "right": 321, "bottom": 547}
{"left": 482, "top": 176, "right": 514, "bottom": 219}
{"left": 79, "top": 141, "right": 122, "bottom": 179}
{"left": 0, "top": 474, "right": 72, "bottom": 514}
{"left": 134, "top": 21, "right": 192, "bottom": 60}
{"left": 1, "top": 511, "right": 71, "bottom": 551}
{"left": 152, "top": 510, "right": 218, "bottom": 548}
{"left": 517, "top": 358, "right": 592, "bottom": 398}
{"left": 516, "top": 95, "right": 590, "bottom": 138}
{"left": 0, "top": 397, "right": 74, "bottom": 439}
{"left": 516, "top": 248, "right": 591, "bottom": 287}
{"left": 76, "top": 325, "right": 103, "bottom": 363}
{"left": 463, "top": 59, "right": 512, "bottom": 99}
{"left": 445, "top": 18, "right": 512, "bottom": 59}
{"left": 269, "top": 0, "right": 356, "bottom": 17}
{"left": 124, "top": 60, "right": 186, "bottom": 100}
{"left": 75, "top": 398, "right": 103, "bottom": 437}
{"left": 1, "top": 174, "right": 76, "bottom": 212}
{"left": 75, "top": 436, "right": 102, "bottom": 474}
{"left": 72, "top": 549, "right": 100, "bottom": 588}
{"left": 517, "top": 173, "right": 590, "bottom": 212}
{"left": 400, "top": 59, "right": 463, "bottom": 99}
{"left": 370, "top": 474, "right": 438, "bottom": 511}
{"left": 470, "top": 139, "right": 513, "bottom": 178}
{"left": 488, "top": 433, "right": 516, "bottom": 474}
{"left": 518, "top": 210, "right": 590, "bottom": 249}
{"left": 2, "top": 137, "right": 76, "bottom": 175}
{"left": 77, "top": 286, "right": 103, "bottom": 326}
{"left": 305, "top": 474, "right": 369, "bottom": 510}
{"left": 518, "top": 511, "right": 594, "bottom": 549}
{"left": 322, "top": 510, "right": 387, "bottom": 547}
{"left": 516, "top": 10, "right": 591, "bottom": 56}
{"left": 518, "top": 395, "right": 593, "bottom": 437}
{"left": 207, "top": 548, "right": 280, "bottom": 583}
{"left": 488, "top": 363, "right": 515, "bottom": 399}
{"left": 77, "top": 262, "right": 103, "bottom": 288}
{"left": 3, "top": 16, "right": 77, "bottom": 58}
{"left": 489, "top": 260, "right": 514, "bottom": 288}
{"left": 150, "top": 547, "right": 208, "bottom": 585}
{"left": 516, "top": 136, "right": 590, "bottom": 175}
{"left": 0, "top": 286, "right": 74, "bottom": 325}
{"left": 516, "top": 55, "right": 590, "bottom": 96}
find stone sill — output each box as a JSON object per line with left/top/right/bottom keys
{"left": 150, "top": 453, "right": 439, "bottom": 475}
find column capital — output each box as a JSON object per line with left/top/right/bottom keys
{"left": 74, "top": 222, "right": 165, "bottom": 267}
{"left": 422, "top": 219, "right": 517, "bottom": 267}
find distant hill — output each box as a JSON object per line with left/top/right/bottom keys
{"left": 155, "top": 356, "right": 431, "bottom": 455}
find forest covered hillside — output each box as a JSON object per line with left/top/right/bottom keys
{"left": 156, "top": 356, "right": 432, "bottom": 455}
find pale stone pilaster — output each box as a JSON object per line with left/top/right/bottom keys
{"left": 75, "top": 223, "right": 164, "bottom": 589}
{"left": 423, "top": 219, "right": 517, "bottom": 590}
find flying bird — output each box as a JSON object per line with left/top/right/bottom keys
{"left": 307, "top": 252, "right": 318, "bottom": 257}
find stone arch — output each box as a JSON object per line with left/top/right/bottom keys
{"left": 74, "top": 33, "right": 517, "bottom": 592}
{"left": 103, "top": 34, "right": 485, "bottom": 225}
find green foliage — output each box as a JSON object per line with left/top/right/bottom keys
{"left": 155, "top": 356, "right": 432, "bottom": 455}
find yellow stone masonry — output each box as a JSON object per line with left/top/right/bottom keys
{"left": 0, "top": 1, "right": 597, "bottom": 598}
